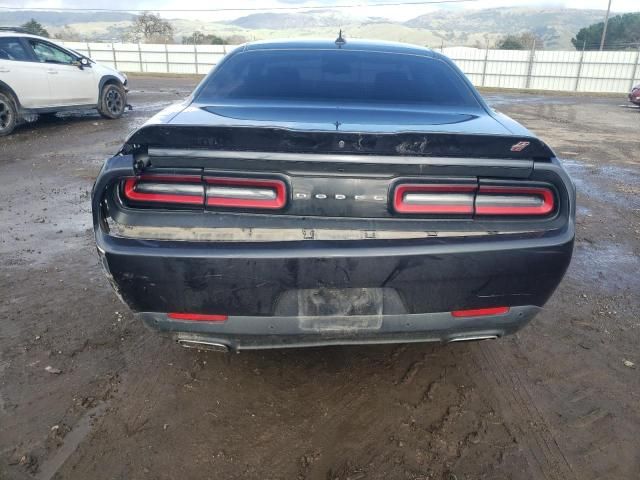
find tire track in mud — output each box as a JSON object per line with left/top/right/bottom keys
{"left": 470, "top": 341, "right": 576, "bottom": 480}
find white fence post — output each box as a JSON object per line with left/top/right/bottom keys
{"left": 111, "top": 43, "right": 118, "bottom": 69}
{"left": 138, "top": 43, "right": 143, "bottom": 73}
{"left": 575, "top": 43, "right": 585, "bottom": 91}
{"left": 525, "top": 41, "right": 536, "bottom": 89}
{"left": 194, "top": 44, "right": 199, "bottom": 75}
{"left": 165, "top": 43, "right": 170, "bottom": 73}
{"left": 481, "top": 44, "right": 489, "bottom": 87}
{"left": 86, "top": 42, "right": 91, "bottom": 59}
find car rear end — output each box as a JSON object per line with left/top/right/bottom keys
{"left": 630, "top": 84, "right": 640, "bottom": 105}
{"left": 92, "top": 41, "right": 575, "bottom": 351}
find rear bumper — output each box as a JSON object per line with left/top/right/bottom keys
{"left": 97, "top": 225, "right": 573, "bottom": 315}
{"left": 140, "top": 305, "right": 540, "bottom": 350}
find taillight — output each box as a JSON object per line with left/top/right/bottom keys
{"left": 393, "top": 183, "right": 476, "bottom": 214}
{"left": 123, "top": 175, "right": 204, "bottom": 206}
{"left": 204, "top": 176, "right": 287, "bottom": 210}
{"left": 392, "top": 182, "right": 555, "bottom": 217}
{"left": 121, "top": 174, "right": 288, "bottom": 210}
{"left": 475, "top": 185, "right": 555, "bottom": 216}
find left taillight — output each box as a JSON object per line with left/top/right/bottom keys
{"left": 122, "top": 175, "right": 205, "bottom": 207}
{"left": 204, "top": 176, "right": 287, "bottom": 210}
{"left": 121, "top": 174, "right": 288, "bottom": 211}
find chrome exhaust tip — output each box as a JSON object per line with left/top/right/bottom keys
{"left": 177, "top": 338, "right": 230, "bottom": 353}
{"left": 448, "top": 334, "right": 498, "bottom": 343}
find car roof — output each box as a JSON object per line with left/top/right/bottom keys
{"left": 242, "top": 38, "right": 437, "bottom": 58}
{"left": 0, "top": 31, "right": 48, "bottom": 40}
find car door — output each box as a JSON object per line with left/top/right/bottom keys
{"left": 0, "top": 36, "right": 50, "bottom": 108}
{"left": 26, "top": 39, "right": 98, "bottom": 107}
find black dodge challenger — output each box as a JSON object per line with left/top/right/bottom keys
{"left": 92, "top": 39, "right": 575, "bottom": 351}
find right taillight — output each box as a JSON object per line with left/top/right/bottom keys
{"left": 475, "top": 185, "right": 555, "bottom": 216}
{"left": 392, "top": 182, "right": 556, "bottom": 217}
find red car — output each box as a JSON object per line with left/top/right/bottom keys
{"left": 630, "top": 84, "right": 640, "bottom": 105}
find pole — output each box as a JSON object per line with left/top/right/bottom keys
{"left": 525, "top": 40, "right": 536, "bottom": 89}
{"left": 481, "top": 42, "right": 489, "bottom": 87}
{"left": 600, "top": 0, "right": 612, "bottom": 51}
{"left": 111, "top": 43, "right": 117, "bottom": 69}
{"left": 138, "top": 42, "right": 143, "bottom": 73}
{"left": 165, "top": 43, "right": 170, "bottom": 73}
{"left": 575, "top": 41, "right": 586, "bottom": 91}
{"left": 194, "top": 44, "right": 199, "bottom": 75}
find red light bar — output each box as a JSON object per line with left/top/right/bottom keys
{"left": 393, "top": 183, "right": 476, "bottom": 214}
{"left": 451, "top": 306, "right": 510, "bottom": 317}
{"left": 123, "top": 176, "right": 204, "bottom": 206}
{"left": 168, "top": 313, "right": 228, "bottom": 322}
{"left": 475, "top": 186, "right": 555, "bottom": 216}
{"left": 204, "top": 176, "right": 287, "bottom": 210}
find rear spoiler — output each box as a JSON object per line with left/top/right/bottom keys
{"left": 123, "top": 125, "right": 555, "bottom": 161}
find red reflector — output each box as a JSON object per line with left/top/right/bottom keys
{"left": 393, "top": 183, "right": 476, "bottom": 214}
{"left": 475, "top": 186, "right": 554, "bottom": 216}
{"left": 204, "top": 176, "right": 287, "bottom": 210}
{"left": 168, "top": 313, "right": 228, "bottom": 322}
{"left": 451, "top": 307, "right": 510, "bottom": 317}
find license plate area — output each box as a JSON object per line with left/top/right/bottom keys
{"left": 279, "top": 288, "right": 387, "bottom": 332}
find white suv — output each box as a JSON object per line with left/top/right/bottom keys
{"left": 0, "top": 29, "right": 128, "bottom": 136}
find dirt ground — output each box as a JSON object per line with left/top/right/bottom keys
{"left": 0, "top": 75, "right": 638, "bottom": 480}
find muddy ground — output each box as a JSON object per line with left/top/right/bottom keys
{"left": 0, "top": 76, "right": 638, "bottom": 480}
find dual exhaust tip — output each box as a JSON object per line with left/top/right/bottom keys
{"left": 175, "top": 334, "right": 498, "bottom": 353}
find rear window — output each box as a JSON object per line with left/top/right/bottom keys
{"left": 196, "top": 49, "right": 479, "bottom": 108}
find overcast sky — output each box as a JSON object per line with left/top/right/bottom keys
{"left": 0, "top": 0, "right": 638, "bottom": 21}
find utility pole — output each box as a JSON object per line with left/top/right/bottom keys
{"left": 599, "top": 0, "right": 612, "bottom": 51}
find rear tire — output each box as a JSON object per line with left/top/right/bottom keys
{"left": 0, "top": 91, "right": 17, "bottom": 137}
{"left": 98, "top": 83, "right": 126, "bottom": 119}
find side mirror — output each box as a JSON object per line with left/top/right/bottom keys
{"left": 75, "top": 57, "right": 90, "bottom": 69}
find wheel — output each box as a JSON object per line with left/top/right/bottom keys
{"left": 98, "top": 83, "right": 126, "bottom": 119}
{"left": 0, "top": 91, "right": 17, "bottom": 136}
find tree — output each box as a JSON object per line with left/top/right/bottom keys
{"left": 572, "top": 12, "right": 640, "bottom": 50}
{"left": 54, "top": 25, "right": 81, "bottom": 41}
{"left": 181, "top": 31, "right": 226, "bottom": 45}
{"left": 21, "top": 19, "right": 49, "bottom": 38}
{"left": 130, "top": 12, "right": 174, "bottom": 43}
{"left": 496, "top": 35, "right": 526, "bottom": 50}
{"left": 496, "top": 32, "right": 543, "bottom": 50}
